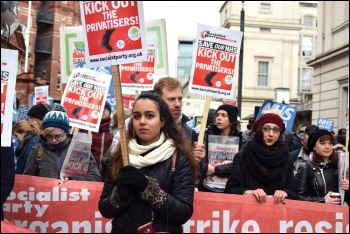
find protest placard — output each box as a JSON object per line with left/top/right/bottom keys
{"left": 204, "top": 135, "right": 239, "bottom": 190}
{"left": 1, "top": 48, "right": 18, "bottom": 146}
{"left": 120, "top": 36, "right": 157, "bottom": 91}
{"left": 61, "top": 132, "right": 92, "bottom": 179}
{"left": 189, "top": 23, "right": 243, "bottom": 100}
{"left": 61, "top": 68, "right": 111, "bottom": 132}
{"left": 34, "top": 86, "right": 49, "bottom": 105}
{"left": 79, "top": 1, "right": 147, "bottom": 68}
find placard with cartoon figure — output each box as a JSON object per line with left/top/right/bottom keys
{"left": 80, "top": 1, "right": 147, "bottom": 68}
{"left": 189, "top": 23, "right": 243, "bottom": 99}
{"left": 61, "top": 68, "right": 111, "bottom": 132}
{"left": 120, "top": 36, "right": 157, "bottom": 91}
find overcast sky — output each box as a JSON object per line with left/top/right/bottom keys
{"left": 143, "top": 1, "right": 225, "bottom": 77}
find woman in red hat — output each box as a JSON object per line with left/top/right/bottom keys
{"left": 225, "top": 111, "right": 297, "bottom": 204}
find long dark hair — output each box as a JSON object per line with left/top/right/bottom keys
{"left": 110, "top": 91, "right": 199, "bottom": 180}
{"left": 209, "top": 114, "right": 239, "bottom": 136}
{"left": 251, "top": 125, "right": 285, "bottom": 149}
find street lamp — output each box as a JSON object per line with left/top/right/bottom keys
{"left": 238, "top": 1, "right": 245, "bottom": 121}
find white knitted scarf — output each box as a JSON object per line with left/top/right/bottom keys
{"left": 129, "top": 133, "right": 176, "bottom": 169}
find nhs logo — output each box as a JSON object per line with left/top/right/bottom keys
{"left": 317, "top": 118, "right": 334, "bottom": 131}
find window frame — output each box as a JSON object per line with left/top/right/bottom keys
{"left": 257, "top": 61, "right": 269, "bottom": 87}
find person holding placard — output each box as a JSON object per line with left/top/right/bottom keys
{"left": 99, "top": 91, "right": 199, "bottom": 232}
{"left": 198, "top": 104, "right": 243, "bottom": 193}
{"left": 23, "top": 104, "right": 101, "bottom": 182}
{"left": 225, "top": 111, "right": 297, "bottom": 204}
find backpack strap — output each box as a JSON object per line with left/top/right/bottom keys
{"left": 171, "top": 149, "right": 177, "bottom": 174}
{"left": 35, "top": 146, "right": 44, "bottom": 176}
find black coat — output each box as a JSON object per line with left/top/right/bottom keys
{"left": 295, "top": 160, "right": 349, "bottom": 203}
{"left": 98, "top": 151, "right": 195, "bottom": 233}
{"left": 224, "top": 143, "right": 297, "bottom": 199}
{"left": 181, "top": 114, "right": 198, "bottom": 147}
{"left": 1, "top": 145, "right": 15, "bottom": 220}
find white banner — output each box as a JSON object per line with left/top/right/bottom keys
{"left": 1, "top": 48, "right": 18, "bottom": 146}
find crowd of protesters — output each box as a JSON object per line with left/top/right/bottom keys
{"left": 2, "top": 77, "right": 349, "bottom": 233}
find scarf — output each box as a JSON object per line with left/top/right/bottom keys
{"left": 244, "top": 139, "right": 288, "bottom": 185}
{"left": 15, "top": 132, "right": 37, "bottom": 155}
{"left": 129, "top": 133, "right": 176, "bottom": 169}
{"left": 99, "top": 118, "right": 111, "bottom": 133}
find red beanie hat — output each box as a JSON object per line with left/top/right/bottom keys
{"left": 253, "top": 113, "right": 285, "bottom": 134}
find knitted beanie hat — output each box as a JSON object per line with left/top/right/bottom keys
{"left": 307, "top": 129, "right": 333, "bottom": 151}
{"left": 27, "top": 103, "right": 52, "bottom": 121}
{"left": 42, "top": 103, "right": 70, "bottom": 132}
{"left": 253, "top": 112, "right": 285, "bottom": 134}
{"left": 216, "top": 105, "right": 239, "bottom": 120}
{"left": 104, "top": 101, "right": 111, "bottom": 114}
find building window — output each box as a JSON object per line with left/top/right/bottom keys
{"left": 260, "top": 3, "right": 271, "bottom": 13}
{"left": 258, "top": 61, "right": 268, "bottom": 86}
{"left": 57, "top": 70, "right": 61, "bottom": 90}
{"left": 299, "top": 2, "right": 317, "bottom": 8}
{"left": 61, "top": 13, "right": 66, "bottom": 21}
{"left": 177, "top": 41, "right": 193, "bottom": 85}
{"left": 260, "top": 28, "right": 271, "bottom": 33}
{"left": 303, "top": 16, "right": 314, "bottom": 27}
{"left": 302, "top": 36, "right": 313, "bottom": 56}
{"left": 301, "top": 68, "right": 312, "bottom": 92}
{"left": 178, "top": 42, "right": 193, "bottom": 56}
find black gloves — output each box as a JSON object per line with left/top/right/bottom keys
{"left": 119, "top": 165, "right": 149, "bottom": 192}
{"left": 117, "top": 179, "right": 134, "bottom": 201}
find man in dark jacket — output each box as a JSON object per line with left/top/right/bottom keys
{"left": 1, "top": 144, "right": 15, "bottom": 220}
{"left": 289, "top": 125, "right": 319, "bottom": 175}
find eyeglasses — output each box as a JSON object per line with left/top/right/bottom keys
{"left": 46, "top": 133, "right": 65, "bottom": 140}
{"left": 262, "top": 126, "right": 280, "bottom": 133}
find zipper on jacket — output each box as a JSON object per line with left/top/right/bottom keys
{"left": 319, "top": 167, "right": 327, "bottom": 195}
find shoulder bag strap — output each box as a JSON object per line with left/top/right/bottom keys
{"left": 35, "top": 146, "right": 44, "bottom": 176}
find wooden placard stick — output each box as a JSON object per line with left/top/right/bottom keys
{"left": 112, "top": 65, "right": 129, "bottom": 166}
{"left": 197, "top": 96, "right": 212, "bottom": 144}
{"left": 135, "top": 90, "right": 140, "bottom": 100}
{"left": 343, "top": 129, "right": 349, "bottom": 179}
